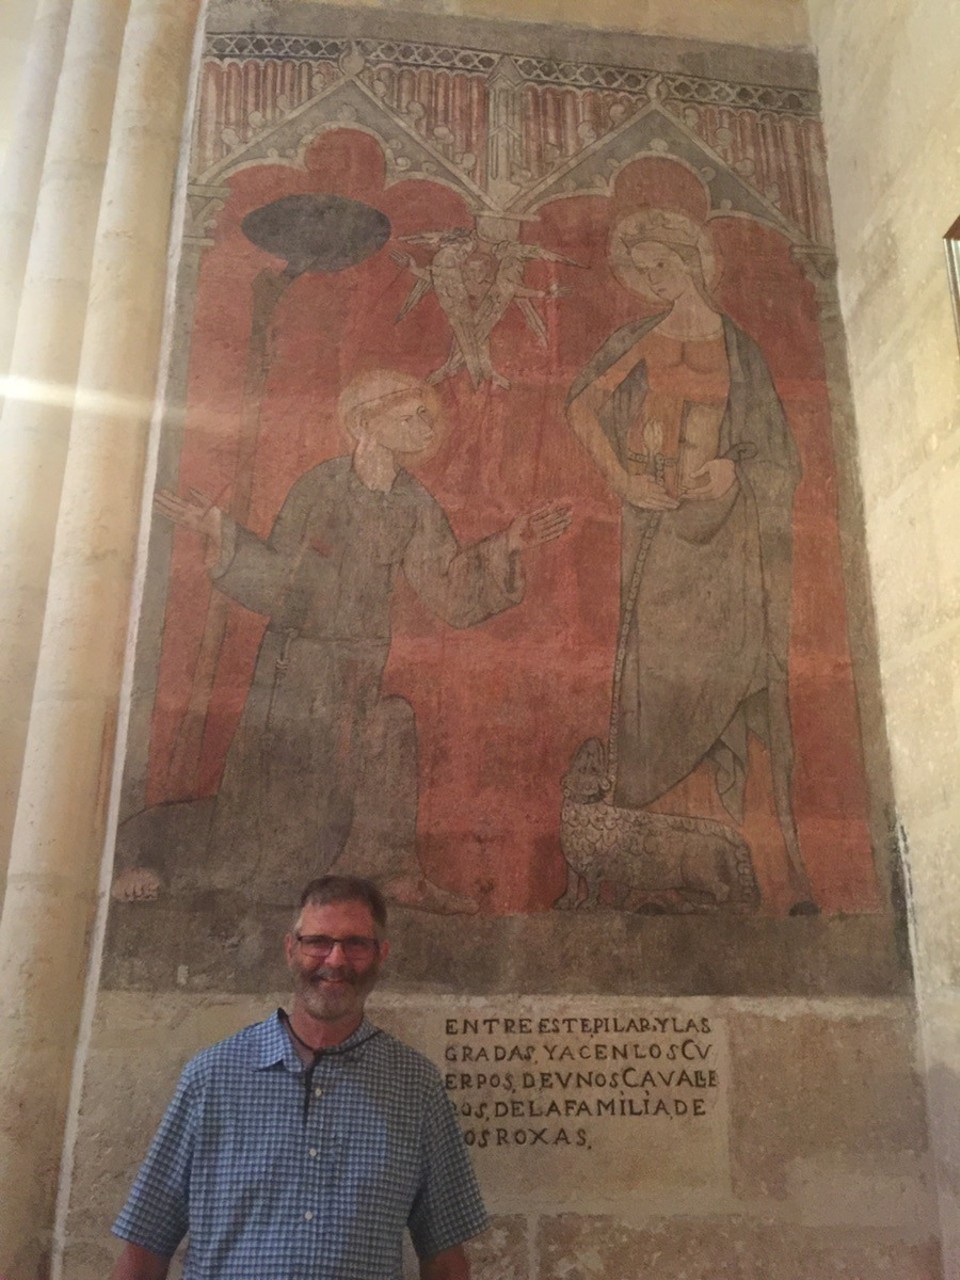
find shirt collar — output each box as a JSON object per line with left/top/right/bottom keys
{"left": 250, "top": 1009, "right": 381, "bottom": 1071}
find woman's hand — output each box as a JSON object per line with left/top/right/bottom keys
{"left": 618, "top": 473, "right": 679, "bottom": 511}
{"left": 683, "top": 458, "right": 737, "bottom": 502}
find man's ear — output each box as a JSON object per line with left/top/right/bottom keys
{"left": 350, "top": 410, "right": 370, "bottom": 443}
{"left": 378, "top": 939, "right": 391, "bottom": 964}
{"left": 284, "top": 931, "right": 297, "bottom": 967}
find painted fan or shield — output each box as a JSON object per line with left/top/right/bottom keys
{"left": 242, "top": 193, "right": 391, "bottom": 276}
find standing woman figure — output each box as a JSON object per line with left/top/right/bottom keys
{"left": 567, "top": 208, "right": 816, "bottom": 914}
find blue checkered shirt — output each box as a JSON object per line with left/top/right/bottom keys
{"left": 113, "top": 1012, "right": 487, "bottom": 1278}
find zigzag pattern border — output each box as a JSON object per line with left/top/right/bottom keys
{"left": 203, "top": 32, "right": 820, "bottom": 116}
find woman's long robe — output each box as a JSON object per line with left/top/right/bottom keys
{"left": 569, "top": 314, "right": 800, "bottom": 821}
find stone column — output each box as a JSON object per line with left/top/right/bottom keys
{"left": 0, "top": 0, "right": 132, "bottom": 901}
{"left": 0, "top": 0, "right": 201, "bottom": 1274}
{"left": 0, "top": 0, "right": 72, "bottom": 380}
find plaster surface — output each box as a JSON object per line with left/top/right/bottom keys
{"left": 212, "top": 0, "right": 810, "bottom": 51}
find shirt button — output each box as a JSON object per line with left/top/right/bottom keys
{"left": 309, "top": 1148, "right": 318, "bottom": 1158}
{"left": 314, "top": 1087, "right": 323, "bottom": 1097}
{"left": 304, "top": 1210, "right": 314, "bottom": 1221}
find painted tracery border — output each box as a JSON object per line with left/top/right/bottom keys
{"left": 191, "top": 34, "right": 830, "bottom": 249}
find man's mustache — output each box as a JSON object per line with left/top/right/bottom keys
{"left": 308, "top": 966, "right": 359, "bottom": 986}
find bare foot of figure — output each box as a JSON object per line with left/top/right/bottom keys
{"left": 384, "top": 875, "right": 479, "bottom": 915}
{"left": 785, "top": 871, "right": 819, "bottom": 916}
{"left": 788, "top": 899, "right": 820, "bottom": 916}
{"left": 112, "top": 867, "right": 162, "bottom": 902}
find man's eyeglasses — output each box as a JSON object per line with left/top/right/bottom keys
{"left": 295, "top": 933, "right": 380, "bottom": 961}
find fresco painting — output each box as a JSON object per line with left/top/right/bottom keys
{"left": 565, "top": 206, "right": 813, "bottom": 914}
{"left": 134, "top": 368, "right": 571, "bottom": 913}
{"left": 107, "top": 20, "right": 894, "bottom": 989}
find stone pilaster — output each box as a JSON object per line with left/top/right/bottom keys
{"left": 0, "top": 0, "right": 72, "bottom": 381}
{"left": 0, "top": 1, "right": 202, "bottom": 1274}
{"left": 0, "top": 0, "right": 132, "bottom": 901}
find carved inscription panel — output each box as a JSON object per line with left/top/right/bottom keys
{"left": 376, "top": 996, "right": 730, "bottom": 1211}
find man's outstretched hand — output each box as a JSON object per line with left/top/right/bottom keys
{"left": 506, "top": 502, "right": 573, "bottom": 554}
{"left": 154, "top": 487, "right": 223, "bottom": 567}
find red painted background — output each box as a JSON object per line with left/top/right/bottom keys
{"left": 147, "top": 129, "right": 879, "bottom": 916}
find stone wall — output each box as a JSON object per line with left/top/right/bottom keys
{"left": 0, "top": 1, "right": 953, "bottom": 1278}
{"left": 807, "top": 0, "right": 960, "bottom": 1272}
{"left": 67, "top": 991, "right": 938, "bottom": 1280}
{"left": 58, "top": 4, "right": 942, "bottom": 1279}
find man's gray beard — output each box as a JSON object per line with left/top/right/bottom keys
{"left": 295, "top": 962, "right": 379, "bottom": 1021}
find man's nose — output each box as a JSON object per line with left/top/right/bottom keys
{"left": 325, "top": 940, "right": 349, "bottom": 961}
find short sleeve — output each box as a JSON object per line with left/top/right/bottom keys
{"left": 112, "top": 1063, "right": 200, "bottom": 1258}
{"left": 407, "top": 1077, "right": 488, "bottom": 1260}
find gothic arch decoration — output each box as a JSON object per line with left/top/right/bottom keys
{"left": 194, "top": 52, "right": 497, "bottom": 211}
{"left": 512, "top": 101, "right": 803, "bottom": 245}
{"left": 185, "top": 37, "right": 827, "bottom": 413}
{"left": 192, "top": 37, "right": 830, "bottom": 248}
